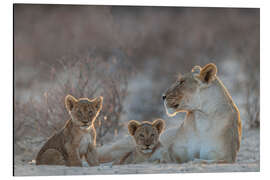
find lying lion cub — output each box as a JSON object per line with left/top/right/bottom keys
{"left": 35, "top": 95, "right": 103, "bottom": 166}
{"left": 115, "top": 119, "right": 170, "bottom": 165}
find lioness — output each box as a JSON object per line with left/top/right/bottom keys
{"left": 98, "top": 63, "right": 241, "bottom": 164}
{"left": 36, "top": 95, "right": 103, "bottom": 166}
{"left": 162, "top": 63, "right": 242, "bottom": 163}
{"left": 115, "top": 119, "right": 169, "bottom": 165}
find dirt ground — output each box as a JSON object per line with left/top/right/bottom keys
{"left": 14, "top": 128, "right": 259, "bottom": 176}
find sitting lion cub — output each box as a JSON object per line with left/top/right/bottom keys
{"left": 35, "top": 95, "right": 103, "bottom": 166}
{"left": 115, "top": 119, "right": 170, "bottom": 165}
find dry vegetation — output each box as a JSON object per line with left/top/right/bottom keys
{"left": 15, "top": 52, "right": 131, "bottom": 155}
{"left": 14, "top": 4, "right": 259, "bottom": 173}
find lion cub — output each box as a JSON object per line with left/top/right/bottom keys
{"left": 116, "top": 119, "right": 169, "bottom": 165}
{"left": 35, "top": 95, "right": 103, "bottom": 166}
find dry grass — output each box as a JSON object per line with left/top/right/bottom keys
{"left": 14, "top": 52, "right": 131, "bottom": 154}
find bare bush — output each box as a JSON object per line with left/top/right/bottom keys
{"left": 245, "top": 85, "right": 260, "bottom": 129}
{"left": 243, "top": 57, "right": 260, "bottom": 129}
{"left": 14, "top": 52, "right": 130, "bottom": 153}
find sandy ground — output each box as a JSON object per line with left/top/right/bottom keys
{"left": 14, "top": 128, "right": 259, "bottom": 176}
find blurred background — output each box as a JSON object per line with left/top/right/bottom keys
{"left": 14, "top": 5, "right": 259, "bottom": 163}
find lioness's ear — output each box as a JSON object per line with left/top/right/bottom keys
{"left": 128, "top": 120, "right": 140, "bottom": 136}
{"left": 65, "top": 95, "right": 77, "bottom": 111}
{"left": 93, "top": 96, "right": 103, "bottom": 111}
{"left": 152, "top": 119, "right": 165, "bottom": 134}
{"left": 199, "top": 63, "right": 217, "bottom": 83}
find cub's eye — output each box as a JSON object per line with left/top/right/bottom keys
{"left": 179, "top": 79, "right": 185, "bottom": 85}
{"left": 151, "top": 134, "right": 155, "bottom": 137}
{"left": 139, "top": 134, "right": 144, "bottom": 138}
{"left": 89, "top": 111, "right": 93, "bottom": 115}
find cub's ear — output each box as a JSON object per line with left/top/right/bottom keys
{"left": 128, "top": 120, "right": 140, "bottom": 136}
{"left": 65, "top": 95, "right": 78, "bottom": 112}
{"left": 152, "top": 119, "right": 165, "bottom": 134}
{"left": 191, "top": 65, "right": 201, "bottom": 75}
{"left": 93, "top": 96, "right": 103, "bottom": 111}
{"left": 199, "top": 63, "right": 217, "bottom": 83}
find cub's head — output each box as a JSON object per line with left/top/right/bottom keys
{"left": 128, "top": 119, "right": 165, "bottom": 154}
{"left": 65, "top": 94, "right": 103, "bottom": 128}
{"left": 163, "top": 63, "right": 217, "bottom": 116}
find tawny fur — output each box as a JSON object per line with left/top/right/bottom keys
{"left": 97, "top": 63, "right": 242, "bottom": 164}
{"left": 115, "top": 119, "right": 170, "bottom": 165}
{"left": 35, "top": 95, "right": 103, "bottom": 166}
{"left": 162, "top": 63, "right": 241, "bottom": 163}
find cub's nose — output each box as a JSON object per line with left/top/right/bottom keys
{"left": 162, "top": 94, "right": 166, "bottom": 100}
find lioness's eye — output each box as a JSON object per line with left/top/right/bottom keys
{"left": 151, "top": 134, "right": 155, "bottom": 137}
{"left": 140, "top": 134, "right": 144, "bottom": 138}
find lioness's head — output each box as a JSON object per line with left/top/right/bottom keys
{"left": 163, "top": 63, "right": 217, "bottom": 116}
{"left": 128, "top": 119, "right": 165, "bottom": 154}
{"left": 65, "top": 94, "right": 103, "bottom": 128}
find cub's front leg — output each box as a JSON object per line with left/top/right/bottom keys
{"left": 85, "top": 143, "right": 99, "bottom": 166}
{"left": 149, "top": 148, "right": 170, "bottom": 164}
{"left": 66, "top": 144, "right": 82, "bottom": 167}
